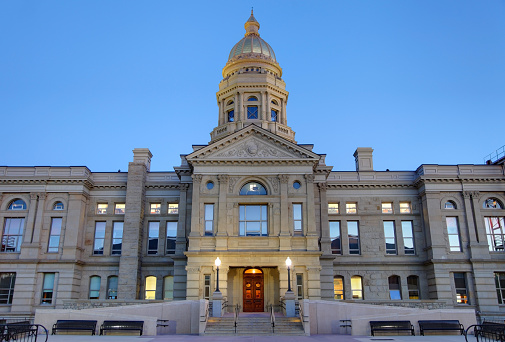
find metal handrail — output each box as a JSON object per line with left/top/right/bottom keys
{"left": 269, "top": 304, "right": 275, "bottom": 334}
{"left": 234, "top": 304, "right": 240, "bottom": 334}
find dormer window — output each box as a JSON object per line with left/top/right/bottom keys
{"left": 240, "top": 182, "right": 267, "bottom": 195}
{"left": 247, "top": 106, "right": 258, "bottom": 119}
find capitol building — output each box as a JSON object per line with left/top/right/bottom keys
{"left": 1, "top": 10, "right": 505, "bottom": 335}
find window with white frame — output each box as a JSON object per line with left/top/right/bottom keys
{"left": 333, "top": 276, "right": 344, "bottom": 300}
{"left": 400, "top": 202, "right": 411, "bottom": 214}
{"left": 107, "top": 276, "right": 118, "bottom": 299}
{"left": 351, "top": 275, "right": 363, "bottom": 299}
{"left": 296, "top": 273, "right": 303, "bottom": 300}
{"left": 204, "top": 274, "right": 211, "bottom": 300}
{"left": 328, "top": 203, "right": 339, "bottom": 214}
{"left": 150, "top": 203, "right": 161, "bottom": 214}
{"left": 495, "top": 272, "right": 505, "bottom": 304}
{"left": 346, "top": 203, "right": 357, "bottom": 214}
{"left": 53, "top": 202, "right": 64, "bottom": 210}
{"left": 293, "top": 204, "right": 302, "bottom": 233}
{"left": 454, "top": 272, "right": 468, "bottom": 304}
{"left": 8, "top": 199, "right": 26, "bottom": 210}
{"left": 402, "top": 221, "right": 415, "bottom": 255}
{"left": 485, "top": 217, "right": 505, "bottom": 251}
{"left": 47, "top": 218, "right": 62, "bottom": 253}
{"left": 97, "top": 203, "right": 108, "bottom": 214}
{"left": 204, "top": 204, "right": 214, "bottom": 236}
{"left": 383, "top": 221, "right": 396, "bottom": 254}
{"left": 446, "top": 217, "right": 462, "bottom": 252}
{"left": 239, "top": 205, "right": 268, "bottom": 236}
{"left": 145, "top": 276, "right": 156, "bottom": 300}
{"left": 41, "top": 273, "right": 55, "bottom": 304}
{"left": 114, "top": 203, "right": 125, "bottom": 215}
{"left": 89, "top": 276, "right": 100, "bottom": 299}
{"left": 168, "top": 203, "right": 179, "bottom": 215}
{"left": 93, "top": 222, "right": 106, "bottom": 255}
{"left": 2, "top": 218, "right": 25, "bottom": 253}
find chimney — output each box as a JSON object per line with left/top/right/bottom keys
{"left": 132, "top": 148, "right": 153, "bottom": 171}
{"left": 353, "top": 148, "right": 374, "bottom": 172}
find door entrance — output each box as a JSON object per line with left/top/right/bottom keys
{"left": 243, "top": 268, "right": 264, "bottom": 312}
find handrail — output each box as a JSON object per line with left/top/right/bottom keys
{"left": 270, "top": 304, "right": 275, "bottom": 334}
{"left": 234, "top": 304, "right": 240, "bottom": 333}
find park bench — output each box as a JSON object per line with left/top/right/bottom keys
{"left": 99, "top": 320, "right": 144, "bottom": 336}
{"left": 419, "top": 320, "right": 464, "bottom": 335}
{"left": 370, "top": 320, "right": 415, "bottom": 336}
{"left": 51, "top": 320, "right": 97, "bottom": 335}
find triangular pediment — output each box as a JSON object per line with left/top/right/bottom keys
{"left": 186, "top": 125, "right": 320, "bottom": 165}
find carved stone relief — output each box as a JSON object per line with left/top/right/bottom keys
{"left": 267, "top": 176, "right": 280, "bottom": 193}
{"left": 215, "top": 139, "right": 293, "bottom": 159}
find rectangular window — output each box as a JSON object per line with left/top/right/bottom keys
{"left": 446, "top": 217, "right": 461, "bottom": 252}
{"left": 296, "top": 273, "right": 303, "bottom": 300}
{"left": 114, "top": 203, "right": 125, "bottom": 215}
{"left": 388, "top": 276, "right": 401, "bottom": 300}
{"left": 41, "top": 273, "right": 55, "bottom": 304}
{"left": 383, "top": 221, "right": 396, "bottom": 254}
{"left": 271, "top": 109, "right": 278, "bottom": 122}
{"left": 293, "top": 204, "right": 302, "bottom": 233}
{"left": 247, "top": 106, "right": 258, "bottom": 119}
{"left": 454, "top": 272, "right": 468, "bottom": 304}
{"left": 485, "top": 217, "right": 505, "bottom": 251}
{"left": 382, "top": 202, "right": 393, "bottom": 214}
{"left": 97, "top": 203, "right": 108, "bottom": 214}
{"left": 150, "top": 203, "right": 161, "bottom": 214}
{"left": 166, "top": 221, "right": 177, "bottom": 254}
{"left": 346, "top": 203, "right": 357, "bottom": 214}
{"left": 1, "top": 218, "right": 24, "bottom": 253}
{"left": 400, "top": 202, "right": 411, "bottom": 214}
{"left": 329, "top": 221, "right": 341, "bottom": 254}
{"left": 204, "top": 204, "right": 214, "bottom": 236}
{"left": 168, "top": 204, "right": 179, "bottom": 215}
{"left": 333, "top": 276, "right": 344, "bottom": 300}
{"left": 111, "top": 222, "right": 123, "bottom": 255}
{"left": 89, "top": 276, "right": 100, "bottom": 299}
{"left": 402, "top": 221, "right": 415, "bottom": 255}
{"left": 145, "top": 276, "right": 156, "bottom": 300}
{"left": 107, "top": 276, "right": 118, "bottom": 299}
{"left": 204, "top": 274, "right": 211, "bottom": 300}
{"left": 93, "top": 222, "right": 106, "bottom": 255}
{"left": 407, "top": 275, "right": 420, "bottom": 299}
{"left": 0, "top": 273, "right": 16, "bottom": 304}
{"left": 328, "top": 203, "right": 339, "bottom": 214}
{"left": 351, "top": 275, "right": 363, "bottom": 299}
{"left": 164, "top": 276, "right": 174, "bottom": 300}
{"left": 495, "top": 272, "right": 505, "bottom": 304}
{"left": 348, "top": 221, "right": 360, "bottom": 255}
{"left": 239, "top": 205, "right": 268, "bottom": 236}
{"left": 148, "top": 222, "right": 160, "bottom": 255}
{"left": 47, "top": 218, "right": 62, "bottom": 253}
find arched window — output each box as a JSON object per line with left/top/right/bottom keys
{"left": 240, "top": 182, "right": 267, "bottom": 195}
{"left": 388, "top": 275, "right": 401, "bottom": 300}
{"left": 228, "top": 109, "right": 235, "bottom": 122}
{"left": 484, "top": 198, "right": 503, "bottom": 209}
{"left": 145, "top": 276, "right": 156, "bottom": 300}
{"left": 351, "top": 275, "right": 363, "bottom": 299}
{"left": 271, "top": 100, "right": 278, "bottom": 105}
{"left": 333, "top": 276, "right": 344, "bottom": 300}
{"left": 227, "top": 100, "right": 234, "bottom": 105}
{"left": 107, "top": 276, "right": 118, "bottom": 299}
{"left": 89, "top": 276, "right": 101, "bottom": 299}
{"left": 444, "top": 201, "right": 457, "bottom": 209}
{"left": 8, "top": 199, "right": 26, "bottom": 210}
{"left": 407, "top": 275, "right": 419, "bottom": 299}
{"left": 247, "top": 96, "right": 258, "bottom": 101}
{"left": 53, "top": 202, "right": 64, "bottom": 210}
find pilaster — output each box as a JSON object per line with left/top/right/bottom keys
{"left": 189, "top": 174, "right": 202, "bottom": 238}
{"left": 61, "top": 192, "right": 88, "bottom": 261}
{"left": 279, "top": 175, "right": 290, "bottom": 250}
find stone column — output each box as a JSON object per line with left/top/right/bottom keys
{"left": 463, "top": 191, "right": 479, "bottom": 244}
{"left": 470, "top": 191, "right": 487, "bottom": 245}
{"left": 239, "top": 91, "right": 244, "bottom": 123}
{"left": 185, "top": 266, "right": 200, "bottom": 300}
{"left": 117, "top": 148, "right": 151, "bottom": 300}
{"left": 420, "top": 191, "right": 446, "bottom": 260}
{"left": 307, "top": 266, "right": 322, "bottom": 299}
{"left": 318, "top": 183, "right": 330, "bottom": 253}
{"left": 261, "top": 91, "right": 266, "bottom": 120}
{"left": 189, "top": 174, "right": 202, "bottom": 238}
{"left": 234, "top": 93, "right": 238, "bottom": 121}
{"left": 218, "top": 99, "right": 222, "bottom": 125}
{"left": 282, "top": 98, "right": 287, "bottom": 124}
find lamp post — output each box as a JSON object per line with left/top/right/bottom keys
{"left": 286, "top": 257, "right": 292, "bottom": 292}
{"left": 284, "top": 257, "right": 295, "bottom": 317}
{"left": 215, "top": 257, "right": 221, "bottom": 292}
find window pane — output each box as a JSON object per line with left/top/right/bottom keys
{"left": 89, "top": 276, "right": 100, "bottom": 299}
{"left": 328, "top": 204, "right": 339, "bottom": 214}
{"left": 2, "top": 218, "right": 25, "bottom": 253}
{"left": 351, "top": 276, "right": 363, "bottom": 299}
{"left": 334, "top": 276, "right": 344, "bottom": 300}
{"left": 239, "top": 205, "right": 268, "bottom": 236}
{"left": 400, "top": 202, "right": 411, "bottom": 213}
{"left": 0, "top": 273, "right": 16, "bottom": 304}
{"left": 145, "top": 276, "right": 156, "bottom": 300}
{"left": 240, "top": 182, "right": 267, "bottom": 195}
{"left": 164, "top": 276, "right": 174, "bottom": 300}
{"left": 382, "top": 203, "right": 393, "bottom": 214}
{"left": 107, "top": 276, "right": 118, "bottom": 299}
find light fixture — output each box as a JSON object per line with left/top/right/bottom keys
{"left": 215, "top": 257, "right": 221, "bottom": 292}
{"left": 286, "top": 257, "right": 292, "bottom": 292}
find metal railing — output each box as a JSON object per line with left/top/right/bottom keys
{"left": 1, "top": 324, "right": 48, "bottom": 342}
{"left": 484, "top": 145, "right": 505, "bottom": 164}
{"left": 465, "top": 322, "right": 505, "bottom": 342}
{"left": 269, "top": 304, "right": 275, "bottom": 334}
{"left": 234, "top": 304, "right": 240, "bottom": 333}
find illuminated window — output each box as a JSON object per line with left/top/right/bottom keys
{"left": 0, "top": 273, "right": 16, "bottom": 304}
{"left": 228, "top": 110, "right": 235, "bottom": 122}
{"left": 346, "top": 203, "right": 357, "bottom": 214}
{"left": 388, "top": 275, "right": 401, "bottom": 300}
{"left": 8, "top": 199, "right": 26, "bottom": 210}
{"left": 166, "top": 221, "right": 177, "bottom": 254}
{"left": 382, "top": 202, "right": 393, "bottom": 214}
{"left": 239, "top": 205, "right": 268, "bottom": 236}
{"left": 402, "top": 221, "right": 415, "bottom": 255}
{"left": 329, "top": 221, "right": 341, "bottom": 254}
{"left": 240, "top": 182, "right": 267, "bottom": 195}
{"left": 485, "top": 217, "right": 505, "bottom": 251}
{"left": 351, "top": 275, "right": 363, "bottom": 299}
{"left": 383, "top": 221, "right": 396, "bottom": 255}
{"left": 271, "top": 109, "right": 278, "bottom": 122}
{"left": 447, "top": 217, "right": 461, "bottom": 252}
{"left": 148, "top": 222, "right": 159, "bottom": 255}
{"left": 150, "top": 203, "right": 161, "bottom": 214}
{"left": 204, "top": 204, "right": 214, "bottom": 236}
{"left": 89, "top": 276, "right": 100, "bottom": 299}
{"left": 333, "top": 276, "right": 344, "bottom": 300}
{"left": 484, "top": 198, "right": 503, "bottom": 209}
{"left": 41, "top": 273, "right": 55, "bottom": 304}
{"left": 1, "top": 218, "right": 25, "bottom": 252}
{"left": 407, "top": 275, "right": 420, "bottom": 299}
{"left": 445, "top": 201, "right": 457, "bottom": 209}
{"left": 97, "top": 203, "right": 108, "bottom": 214}
{"left": 328, "top": 203, "right": 339, "bottom": 214}
{"left": 293, "top": 204, "right": 302, "bottom": 233}
{"left": 114, "top": 203, "right": 125, "bottom": 215}
{"left": 145, "top": 276, "right": 156, "bottom": 300}
{"left": 164, "top": 276, "right": 174, "bottom": 300}
{"left": 247, "top": 106, "right": 258, "bottom": 119}
{"left": 168, "top": 204, "right": 179, "bottom": 215}
{"left": 454, "top": 273, "right": 468, "bottom": 304}
{"left": 111, "top": 222, "right": 123, "bottom": 255}
{"left": 47, "top": 218, "right": 62, "bottom": 253}
{"left": 107, "top": 276, "right": 118, "bottom": 299}
{"left": 53, "top": 202, "right": 64, "bottom": 210}
{"left": 348, "top": 221, "right": 360, "bottom": 254}
{"left": 93, "top": 222, "right": 106, "bottom": 255}
{"left": 400, "top": 202, "right": 411, "bottom": 214}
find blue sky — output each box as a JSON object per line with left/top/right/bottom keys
{"left": 1, "top": 1, "right": 504, "bottom": 172}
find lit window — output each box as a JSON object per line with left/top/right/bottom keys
{"left": 41, "top": 273, "right": 55, "bottom": 304}
{"left": 247, "top": 106, "right": 258, "bottom": 119}
{"left": 329, "top": 221, "right": 341, "bottom": 254}
{"left": 47, "top": 218, "right": 62, "bottom": 253}
{"left": 115, "top": 203, "right": 125, "bottom": 215}
{"left": 346, "top": 203, "right": 357, "bottom": 214}
{"left": 296, "top": 274, "right": 303, "bottom": 300}
{"left": 382, "top": 202, "right": 393, "bottom": 214}
{"left": 247, "top": 96, "right": 258, "bottom": 101}
{"left": 89, "top": 276, "right": 100, "bottom": 299}
{"left": 351, "top": 275, "right": 363, "bottom": 299}
{"left": 145, "top": 276, "right": 156, "bottom": 300}
{"left": 271, "top": 109, "right": 278, "bottom": 122}
{"left": 166, "top": 221, "right": 177, "bottom": 254}
{"left": 240, "top": 182, "right": 267, "bottom": 195}
{"left": 328, "top": 203, "right": 339, "bottom": 214}
{"left": 148, "top": 222, "right": 160, "bottom": 255}
{"left": 204, "top": 274, "right": 211, "bottom": 300}
{"left": 97, "top": 204, "right": 108, "bottom": 215}
{"left": 495, "top": 273, "right": 505, "bottom": 304}
{"left": 400, "top": 202, "right": 411, "bottom": 214}
{"left": 445, "top": 201, "right": 456, "bottom": 209}
{"left": 407, "top": 275, "right": 420, "bottom": 299}
{"left": 168, "top": 204, "right": 179, "bottom": 215}
{"left": 1, "top": 218, "right": 25, "bottom": 252}
{"left": 228, "top": 110, "right": 235, "bottom": 122}
{"left": 454, "top": 273, "right": 468, "bottom": 304}
{"left": 53, "top": 202, "right": 64, "bottom": 210}
{"left": 150, "top": 203, "right": 161, "bottom": 214}
{"left": 383, "top": 221, "right": 396, "bottom": 255}
{"left": 111, "top": 222, "right": 123, "bottom": 255}
{"left": 164, "top": 276, "right": 174, "bottom": 300}
{"left": 333, "top": 276, "right": 344, "bottom": 300}
{"left": 388, "top": 275, "right": 401, "bottom": 300}
{"left": 446, "top": 217, "right": 462, "bottom": 252}
{"left": 484, "top": 198, "right": 503, "bottom": 209}
{"left": 93, "top": 222, "right": 106, "bottom": 255}
{"left": 485, "top": 217, "right": 505, "bottom": 251}
{"left": 348, "top": 221, "right": 360, "bottom": 254}
{"left": 293, "top": 204, "right": 302, "bottom": 233}
{"left": 402, "top": 221, "right": 415, "bottom": 255}
{"left": 8, "top": 199, "right": 26, "bottom": 210}
{"left": 240, "top": 205, "right": 268, "bottom": 236}
{"left": 0, "top": 273, "right": 16, "bottom": 304}
{"left": 204, "top": 204, "right": 214, "bottom": 236}
{"left": 107, "top": 276, "right": 118, "bottom": 299}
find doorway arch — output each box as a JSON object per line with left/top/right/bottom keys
{"left": 243, "top": 268, "right": 264, "bottom": 312}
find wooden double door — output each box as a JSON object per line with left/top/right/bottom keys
{"left": 243, "top": 268, "right": 264, "bottom": 312}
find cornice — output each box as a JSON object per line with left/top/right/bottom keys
{"left": 145, "top": 184, "right": 181, "bottom": 190}
{"left": 217, "top": 84, "right": 289, "bottom": 99}
{"left": 0, "top": 178, "right": 94, "bottom": 189}
{"left": 327, "top": 183, "right": 415, "bottom": 190}
{"left": 414, "top": 175, "right": 505, "bottom": 188}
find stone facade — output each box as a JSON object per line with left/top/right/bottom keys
{"left": 1, "top": 11, "right": 505, "bottom": 323}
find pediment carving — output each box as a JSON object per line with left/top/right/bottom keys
{"left": 214, "top": 137, "right": 294, "bottom": 159}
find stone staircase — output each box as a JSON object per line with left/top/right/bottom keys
{"left": 204, "top": 314, "right": 305, "bottom": 336}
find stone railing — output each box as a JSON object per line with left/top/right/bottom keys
{"left": 61, "top": 299, "right": 165, "bottom": 310}
{"left": 343, "top": 299, "right": 448, "bottom": 310}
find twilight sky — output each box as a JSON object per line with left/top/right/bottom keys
{"left": 1, "top": 1, "right": 504, "bottom": 172}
